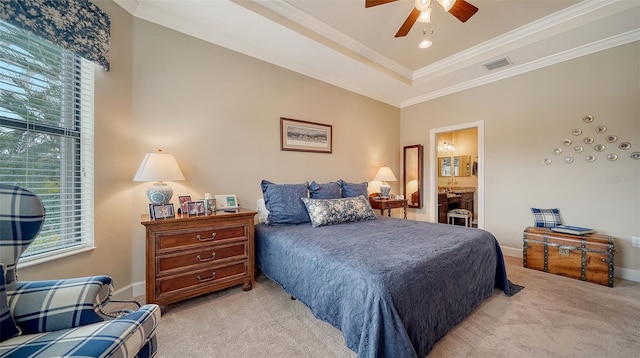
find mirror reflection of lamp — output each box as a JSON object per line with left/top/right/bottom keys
{"left": 133, "top": 149, "right": 185, "bottom": 204}
{"left": 374, "top": 166, "right": 397, "bottom": 199}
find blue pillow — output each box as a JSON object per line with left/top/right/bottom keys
{"left": 301, "top": 196, "right": 377, "bottom": 227}
{"left": 261, "top": 180, "right": 310, "bottom": 225}
{"left": 309, "top": 181, "right": 341, "bottom": 199}
{"left": 0, "top": 264, "right": 20, "bottom": 342}
{"left": 530, "top": 208, "right": 562, "bottom": 228}
{"left": 337, "top": 179, "right": 368, "bottom": 198}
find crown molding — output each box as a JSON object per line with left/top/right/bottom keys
{"left": 401, "top": 29, "right": 640, "bottom": 108}
{"left": 247, "top": 0, "right": 414, "bottom": 80}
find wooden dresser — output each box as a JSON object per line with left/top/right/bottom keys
{"left": 140, "top": 208, "right": 257, "bottom": 306}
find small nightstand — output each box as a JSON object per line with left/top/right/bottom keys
{"left": 368, "top": 193, "right": 407, "bottom": 219}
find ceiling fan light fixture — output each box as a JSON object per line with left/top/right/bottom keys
{"left": 415, "top": 0, "right": 431, "bottom": 12}
{"left": 417, "top": 7, "right": 432, "bottom": 23}
{"left": 437, "top": 0, "right": 457, "bottom": 12}
{"left": 419, "top": 39, "right": 433, "bottom": 49}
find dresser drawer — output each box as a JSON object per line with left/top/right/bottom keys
{"left": 156, "top": 242, "right": 247, "bottom": 276}
{"left": 156, "top": 261, "right": 247, "bottom": 298}
{"left": 155, "top": 224, "right": 247, "bottom": 252}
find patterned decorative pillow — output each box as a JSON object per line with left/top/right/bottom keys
{"left": 0, "top": 263, "right": 21, "bottom": 342}
{"left": 530, "top": 208, "right": 562, "bottom": 227}
{"left": 301, "top": 195, "right": 377, "bottom": 228}
{"left": 309, "top": 181, "right": 341, "bottom": 199}
{"left": 261, "top": 180, "right": 310, "bottom": 225}
{"left": 337, "top": 179, "right": 368, "bottom": 198}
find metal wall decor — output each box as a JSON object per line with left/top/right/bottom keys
{"left": 543, "top": 115, "right": 638, "bottom": 165}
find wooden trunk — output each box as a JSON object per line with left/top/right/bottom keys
{"left": 523, "top": 227, "right": 615, "bottom": 287}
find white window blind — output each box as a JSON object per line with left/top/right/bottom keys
{"left": 0, "top": 19, "right": 94, "bottom": 262}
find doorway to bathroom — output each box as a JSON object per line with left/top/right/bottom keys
{"left": 429, "top": 121, "right": 484, "bottom": 229}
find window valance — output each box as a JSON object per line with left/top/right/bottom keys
{"left": 0, "top": 0, "right": 110, "bottom": 70}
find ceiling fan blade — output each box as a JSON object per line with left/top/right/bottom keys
{"left": 365, "top": 0, "right": 398, "bottom": 8}
{"left": 395, "top": 8, "right": 420, "bottom": 38}
{"left": 448, "top": 0, "right": 478, "bottom": 23}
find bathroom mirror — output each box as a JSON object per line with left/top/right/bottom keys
{"left": 438, "top": 155, "right": 471, "bottom": 177}
{"left": 403, "top": 144, "right": 423, "bottom": 208}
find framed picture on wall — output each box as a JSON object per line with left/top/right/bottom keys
{"left": 280, "top": 117, "right": 332, "bottom": 153}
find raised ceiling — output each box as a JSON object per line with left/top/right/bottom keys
{"left": 114, "top": 0, "right": 640, "bottom": 107}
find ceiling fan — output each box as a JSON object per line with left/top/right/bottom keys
{"left": 365, "top": 0, "right": 479, "bottom": 38}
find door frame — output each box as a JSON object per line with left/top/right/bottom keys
{"left": 429, "top": 121, "right": 484, "bottom": 229}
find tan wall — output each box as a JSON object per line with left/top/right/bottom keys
{"left": 401, "top": 42, "right": 640, "bottom": 278}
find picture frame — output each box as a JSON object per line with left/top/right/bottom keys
{"left": 187, "top": 201, "right": 206, "bottom": 216}
{"left": 148, "top": 204, "right": 155, "bottom": 219}
{"left": 178, "top": 195, "right": 192, "bottom": 214}
{"left": 280, "top": 117, "right": 332, "bottom": 153}
{"left": 152, "top": 203, "right": 175, "bottom": 219}
{"left": 204, "top": 198, "right": 216, "bottom": 214}
{"left": 214, "top": 194, "right": 238, "bottom": 211}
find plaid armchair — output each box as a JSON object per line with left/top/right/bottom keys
{"left": 0, "top": 184, "right": 160, "bottom": 357}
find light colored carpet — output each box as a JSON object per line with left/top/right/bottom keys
{"left": 151, "top": 256, "right": 640, "bottom": 357}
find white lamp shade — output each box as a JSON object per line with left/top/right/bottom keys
{"left": 373, "top": 166, "right": 397, "bottom": 182}
{"left": 133, "top": 152, "right": 185, "bottom": 182}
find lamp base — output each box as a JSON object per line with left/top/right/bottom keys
{"left": 147, "top": 182, "right": 173, "bottom": 204}
{"left": 379, "top": 182, "right": 391, "bottom": 198}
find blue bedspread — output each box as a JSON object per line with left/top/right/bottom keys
{"left": 255, "top": 217, "right": 517, "bottom": 358}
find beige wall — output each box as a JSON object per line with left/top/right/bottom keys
{"left": 401, "top": 42, "right": 640, "bottom": 279}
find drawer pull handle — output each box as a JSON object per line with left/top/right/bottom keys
{"left": 196, "top": 232, "right": 217, "bottom": 241}
{"left": 197, "top": 252, "right": 216, "bottom": 262}
{"left": 197, "top": 272, "right": 216, "bottom": 282}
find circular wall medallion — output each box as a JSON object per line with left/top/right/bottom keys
{"left": 606, "top": 135, "right": 618, "bottom": 143}
{"left": 572, "top": 128, "right": 582, "bottom": 136}
{"left": 583, "top": 137, "right": 594, "bottom": 144}
{"left": 543, "top": 158, "right": 552, "bottom": 165}
{"left": 594, "top": 144, "right": 605, "bottom": 152}
{"left": 631, "top": 152, "right": 640, "bottom": 160}
{"left": 573, "top": 146, "right": 583, "bottom": 153}
{"left": 607, "top": 154, "right": 618, "bottom": 161}
{"left": 619, "top": 142, "right": 631, "bottom": 150}
{"left": 563, "top": 139, "right": 572, "bottom": 146}
{"left": 554, "top": 148, "right": 562, "bottom": 155}
{"left": 583, "top": 115, "right": 594, "bottom": 123}
{"left": 585, "top": 155, "right": 596, "bottom": 162}
{"left": 564, "top": 156, "right": 574, "bottom": 164}
{"left": 596, "top": 125, "right": 607, "bottom": 133}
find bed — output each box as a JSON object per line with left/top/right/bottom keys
{"left": 255, "top": 216, "right": 519, "bottom": 358}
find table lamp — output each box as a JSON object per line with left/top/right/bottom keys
{"left": 133, "top": 149, "right": 185, "bottom": 204}
{"left": 374, "top": 166, "right": 397, "bottom": 199}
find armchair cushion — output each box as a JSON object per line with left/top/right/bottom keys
{"left": 0, "top": 184, "right": 45, "bottom": 284}
{"left": 7, "top": 275, "right": 113, "bottom": 334}
{"left": 0, "top": 264, "right": 21, "bottom": 342}
{"left": 0, "top": 304, "right": 160, "bottom": 358}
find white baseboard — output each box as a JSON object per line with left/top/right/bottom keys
{"left": 112, "top": 281, "right": 146, "bottom": 300}
{"left": 500, "top": 245, "right": 640, "bottom": 283}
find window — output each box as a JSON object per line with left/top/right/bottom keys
{"left": 0, "top": 19, "right": 94, "bottom": 263}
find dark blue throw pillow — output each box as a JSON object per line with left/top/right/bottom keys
{"left": 309, "top": 181, "right": 341, "bottom": 199}
{"left": 0, "top": 264, "right": 20, "bottom": 342}
{"left": 261, "top": 180, "right": 310, "bottom": 225}
{"left": 337, "top": 179, "right": 368, "bottom": 198}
